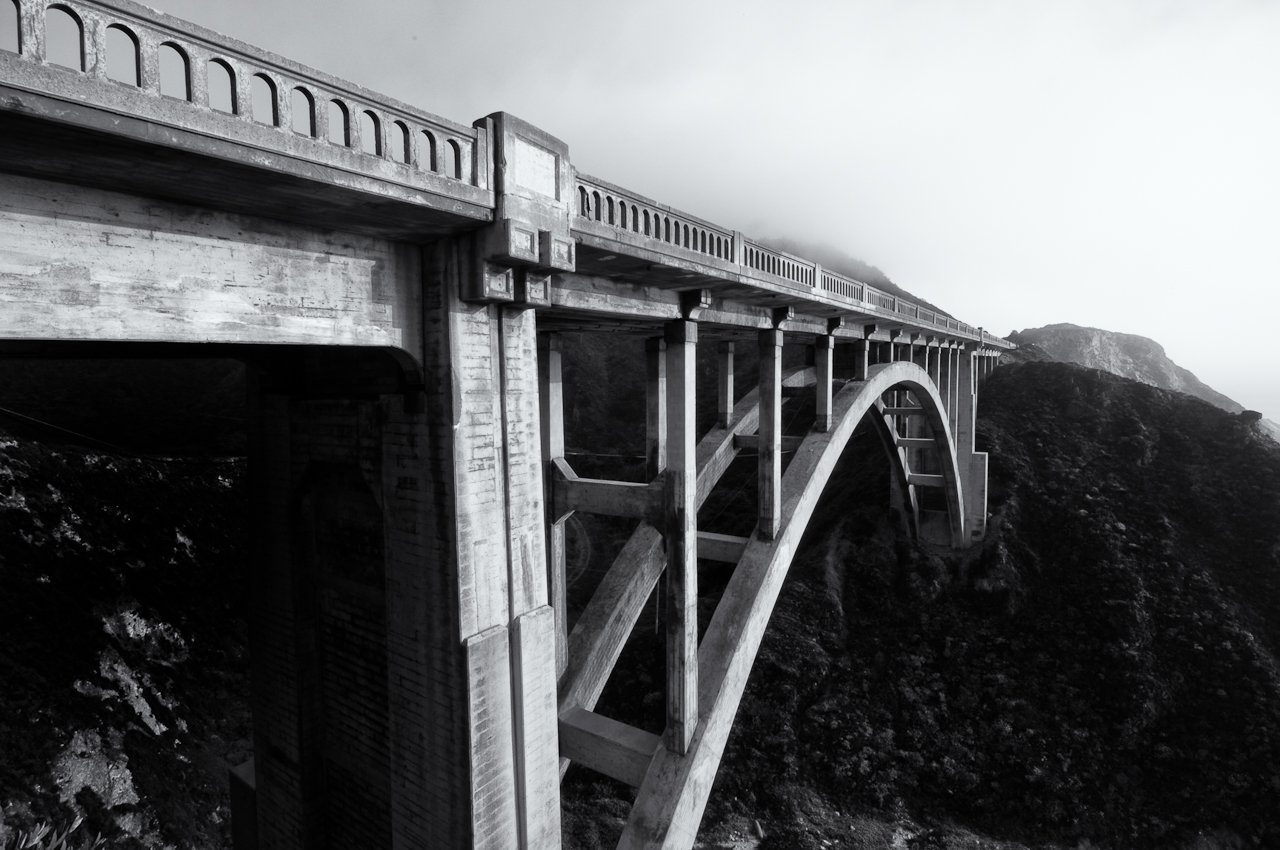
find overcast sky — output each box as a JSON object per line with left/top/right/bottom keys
{"left": 143, "top": 0, "right": 1280, "bottom": 421}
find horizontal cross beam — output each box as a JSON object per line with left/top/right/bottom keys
{"left": 907, "top": 473, "right": 946, "bottom": 488}
{"left": 551, "top": 458, "right": 663, "bottom": 523}
{"left": 732, "top": 434, "right": 806, "bottom": 453}
{"left": 559, "top": 706, "right": 660, "bottom": 788}
{"left": 696, "top": 532, "right": 750, "bottom": 564}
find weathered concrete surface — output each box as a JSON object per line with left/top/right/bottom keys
{"left": 0, "top": 173, "right": 423, "bottom": 355}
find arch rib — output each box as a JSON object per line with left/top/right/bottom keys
{"left": 616, "top": 361, "right": 965, "bottom": 850}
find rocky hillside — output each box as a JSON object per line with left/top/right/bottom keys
{"left": 4, "top": 352, "right": 1280, "bottom": 849}
{"left": 1008, "top": 324, "right": 1279, "bottom": 442}
{"left": 563, "top": 361, "right": 1280, "bottom": 850}
{"left": 1007, "top": 324, "right": 1239, "bottom": 412}
{"left": 0, "top": 434, "right": 250, "bottom": 849}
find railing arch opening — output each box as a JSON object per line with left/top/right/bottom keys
{"left": 592, "top": 190, "right": 602, "bottom": 221}
{"left": 44, "top": 5, "right": 83, "bottom": 71}
{"left": 419, "top": 129, "right": 437, "bottom": 171}
{"left": 446, "top": 138, "right": 462, "bottom": 178}
{"left": 2, "top": 0, "right": 20, "bottom": 54}
{"left": 290, "top": 87, "right": 314, "bottom": 136}
{"left": 251, "top": 73, "right": 278, "bottom": 126}
{"left": 358, "top": 110, "right": 380, "bottom": 156}
{"left": 606, "top": 196, "right": 615, "bottom": 225}
{"left": 578, "top": 186, "right": 590, "bottom": 217}
{"left": 327, "top": 99, "right": 349, "bottom": 146}
{"left": 207, "top": 58, "right": 236, "bottom": 114}
{"left": 104, "top": 24, "right": 140, "bottom": 86}
{"left": 618, "top": 200, "right": 627, "bottom": 229}
{"left": 390, "top": 121, "right": 410, "bottom": 164}
{"left": 157, "top": 42, "right": 189, "bottom": 100}
{"left": 630, "top": 204, "right": 639, "bottom": 232}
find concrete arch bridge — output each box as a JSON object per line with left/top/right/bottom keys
{"left": 0, "top": 1, "right": 1010, "bottom": 847}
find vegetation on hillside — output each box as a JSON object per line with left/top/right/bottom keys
{"left": 564, "top": 361, "right": 1280, "bottom": 850}
{"left": 4, "top": 354, "right": 1279, "bottom": 850}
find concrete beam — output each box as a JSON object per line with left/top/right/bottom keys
{"left": 558, "top": 526, "right": 665, "bottom": 718}
{"left": 815, "top": 334, "right": 834, "bottom": 432}
{"left": 538, "top": 334, "right": 568, "bottom": 677}
{"left": 663, "top": 319, "right": 698, "bottom": 755}
{"left": 696, "top": 532, "right": 750, "bottom": 564}
{"left": 559, "top": 707, "right": 660, "bottom": 789}
{"left": 757, "top": 328, "right": 783, "bottom": 540}
{"left": 732, "top": 434, "right": 805, "bottom": 453}
{"left": 716, "top": 341, "right": 734, "bottom": 430}
{"left": 646, "top": 337, "right": 667, "bottom": 479}
{"left": 907, "top": 473, "right": 946, "bottom": 488}
{"left": 551, "top": 459, "right": 663, "bottom": 523}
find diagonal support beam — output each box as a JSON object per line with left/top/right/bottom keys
{"left": 556, "top": 366, "right": 818, "bottom": 781}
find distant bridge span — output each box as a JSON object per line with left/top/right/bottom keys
{"left": 0, "top": 2, "right": 1009, "bottom": 848}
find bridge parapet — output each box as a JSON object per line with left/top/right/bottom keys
{"left": 571, "top": 171, "right": 1002, "bottom": 344}
{"left": 2, "top": 0, "right": 492, "bottom": 213}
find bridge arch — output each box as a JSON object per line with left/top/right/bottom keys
{"left": 617, "top": 360, "right": 966, "bottom": 848}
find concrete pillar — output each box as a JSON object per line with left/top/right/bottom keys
{"left": 956, "top": 345, "right": 987, "bottom": 542}
{"left": 937, "top": 345, "right": 952, "bottom": 435}
{"left": 855, "top": 338, "right": 869, "bottom": 380}
{"left": 423, "top": 241, "right": 559, "bottom": 850}
{"left": 716, "top": 341, "right": 734, "bottom": 430}
{"left": 663, "top": 319, "right": 698, "bottom": 755}
{"left": 645, "top": 337, "right": 667, "bottom": 479}
{"left": 948, "top": 346, "right": 960, "bottom": 439}
{"left": 537, "top": 335, "right": 568, "bottom": 678}
{"left": 815, "top": 334, "right": 834, "bottom": 432}
{"left": 758, "top": 328, "right": 783, "bottom": 539}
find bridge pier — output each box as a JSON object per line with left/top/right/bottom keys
{"left": 245, "top": 237, "right": 563, "bottom": 850}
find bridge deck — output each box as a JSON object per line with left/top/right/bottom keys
{"left": 0, "top": 0, "right": 1013, "bottom": 349}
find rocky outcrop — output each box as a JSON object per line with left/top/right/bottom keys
{"left": 1007, "top": 323, "right": 1241, "bottom": 412}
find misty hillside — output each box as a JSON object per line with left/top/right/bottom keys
{"left": 761, "top": 237, "right": 954, "bottom": 318}
{"left": 1007, "top": 324, "right": 1240, "bottom": 412}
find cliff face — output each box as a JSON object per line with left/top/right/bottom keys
{"left": 1007, "top": 324, "right": 1242, "bottom": 413}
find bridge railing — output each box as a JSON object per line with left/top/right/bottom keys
{"left": 574, "top": 174, "right": 736, "bottom": 266}
{"left": 572, "top": 172, "right": 985, "bottom": 340}
{"left": 2, "top": 0, "right": 492, "bottom": 209}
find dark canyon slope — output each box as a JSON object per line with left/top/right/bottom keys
{"left": 2, "top": 356, "right": 1279, "bottom": 849}
{"left": 565, "top": 360, "right": 1280, "bottom": 850}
